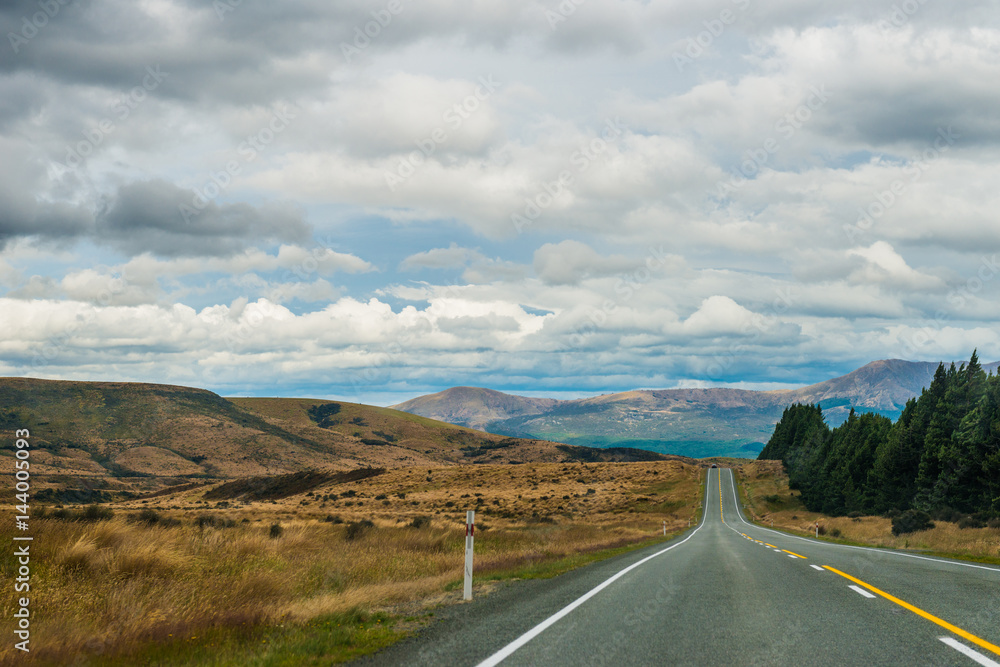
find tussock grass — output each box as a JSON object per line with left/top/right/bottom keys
{"left": 1, "top": 460, "right": 704, "bottom": 665}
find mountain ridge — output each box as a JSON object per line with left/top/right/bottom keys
{"left": 391, "top": 359, "right": 1000, "bottom": 458}
{"left": 0, "top": 377, "right": 686, "bottom": 499}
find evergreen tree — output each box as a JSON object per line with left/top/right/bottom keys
{"left": 760, "top": 353, "right": 997, "bottom": 517}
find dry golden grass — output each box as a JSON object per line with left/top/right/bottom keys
{"left": 0, "top": 460, "right": 704, "bottom": 665}
{"left": 737, "top": 460, "right": 1000, "bottom": 559}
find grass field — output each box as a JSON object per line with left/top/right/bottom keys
{"left": 736, "top": 460, "right": 1000, "bottom": 563}
{"left": 1, "top": 460, "right": 704, "bottom": 666}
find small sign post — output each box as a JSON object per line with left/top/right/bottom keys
{"left": 464, "top": 510, "right": 475, "bottom": 601}
{"left": 663, "top": 520, "right": 667, "bottom": 535}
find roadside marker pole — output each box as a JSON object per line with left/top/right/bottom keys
{"left": 464, "top": 510, "right": 475, "bottom": 601}
{"left": 663, "top": 520, "right": 667, "bottom": 535}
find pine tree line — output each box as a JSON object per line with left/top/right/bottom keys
{"left": 758, "top": 351, "right": 1000, "bottom": 517}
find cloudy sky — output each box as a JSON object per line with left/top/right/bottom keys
{"left": 1, "top": 0, "right": 999, "bottom": 405}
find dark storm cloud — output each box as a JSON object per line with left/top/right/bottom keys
{"left": 94, "top": 179, "right": 311, "bottom": 257}
{"left": 0, "top": 136, "right": 92, "bottom": 248}
{"left": 0, "top": 199, "right": 92, "bottom": 249}
{"left": 819, "top": 82, "right": 1000, "bottom": 149}
{"left": 1, "top": 0, "right": 329, "bottom": 106}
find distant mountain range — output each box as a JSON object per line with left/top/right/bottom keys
{"left": 392, "top": 359, "right": 1000, "bottom": 459}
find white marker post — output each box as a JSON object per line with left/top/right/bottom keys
{"left": 662, "top": 520, "right": 666, "bottom": 535}
{"left": 464, "top": 510, "right": 475, "bottom": 601}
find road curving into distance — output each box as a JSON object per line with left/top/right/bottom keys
{"left": 360, "top": 468, "right": 1000, "bottom": 666}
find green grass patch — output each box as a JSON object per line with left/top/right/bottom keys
{"left": 90, "top": 609, "right": 402, "bottom": 667}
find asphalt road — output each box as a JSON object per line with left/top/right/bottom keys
{"left": 360, "top": 468, "right": 1000, "bottom": 666}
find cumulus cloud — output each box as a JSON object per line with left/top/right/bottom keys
{"left": 533, "top": 240, "right": 637, "bottom": 285}
{"left": 847, "top": 241, "right": 945, "bottom": 290}
{"left": 2, "top": 0, "right": 998, "bottom": 398}
{"left": 681, "top": 296, "right": 757, "bottom": 336}
{"left": 400, "top": 244, "right": 478, "bottom": 271}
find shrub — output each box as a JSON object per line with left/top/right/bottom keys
{"left": 931, "top": 506, "right": 962, "bottom": 523}
{"left": 324, "top": 514, "right": 344, "bottom": 524}
{"left": 409, "top": 516, "right": 431, "bottom": 529}
{"left": 269, "top": 522, "right": 283, "bottom": 539}
{"left": 892, "top": 509, "right": 934, "bottom": 536}
{"left": 830, "top": 528, "right": 842, "bottom": 537}
{"left": 82, "top": 505, "right": 114, "bottom": 521}
{"left": 958, "top": 516, "right": 986, "bottom": 530}
{"left": 988, "top": 518, "right": 1000, "bottom": 530}
{"left": 344, "top": 520, "right": 374, "bottom": 540}
{"left": 374, "top": 494, "right": 387, "bottom": 500}
{"left": 131, "top": 509, "right": 162, "bottom": 526}
{"left": 195, "top": 514, "right": 236, "bottom": 529}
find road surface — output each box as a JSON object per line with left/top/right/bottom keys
{"left": 361, "top": 468, "right": 1000, "bottom": 666}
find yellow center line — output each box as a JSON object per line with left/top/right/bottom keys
{"left": 719, "top": 470, "right": 725, "bottom": 524}
{"left": 782, "top": 550, "right": 807, "bottom": 559}
{"left": 764, "top": 543, "right": 777, "bottom": 549}
{"left": 823, "top": 566, "right": 1000, "bottom": 657}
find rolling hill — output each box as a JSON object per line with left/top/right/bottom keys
{"left": 0, "top": 377, "right": 685, "bottom": 499}
{"left": 392, "top": 359, "right": 1000, "bottom": 459}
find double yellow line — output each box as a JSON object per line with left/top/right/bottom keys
{"left": 718, "top": 469, "right": 725, "bottom": 523}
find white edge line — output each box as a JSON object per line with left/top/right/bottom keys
{"left": 724, "top": 470, "right": 1000, "bottom": 575}
{"left": 849, "top": 584, "right": 877, "bottom": 599}
{"left": 939, "top": 637, "right": 1000, "bottom": 667}
{"left": 474, "top": 468, "right": 715, "bottom": 667}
